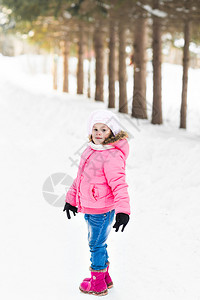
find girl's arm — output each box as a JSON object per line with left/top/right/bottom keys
{"left": 65, "top": 177, "right": 77, "bottom": 207}
{"left": 104, "top": 151, "right": 130, "bottom": 215}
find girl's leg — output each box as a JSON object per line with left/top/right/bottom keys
{"left": 84, "top": 210, "right": 115, "bottom": 271}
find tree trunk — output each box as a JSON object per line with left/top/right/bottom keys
{"left": 132, "top": 18, "right": 147, "bottom": 119}
{"left": 108, "top": 20, "right": 116, "bottom": 108}
{"left": 61, "top": 40, "right": 70, "bottom": 93}
{"left": 152, "top": 0, "right": 162, "bottom": 124}
{"left": 118, "top": 21, "right": 128, "bottom": 113}
{"left": 53, "top": 52, "right": 58, "bottom": 90}
{"left": 180, "top": 21, "right": 190, "bottom": 129}
{"left": 87, "top": 31, "right": 92, "bottom": 98}
{"left": 94, "top": 24, "right": 104, "bottom": 101}
{"left": 77, "top": 25, "right": 84, "bottom": 94}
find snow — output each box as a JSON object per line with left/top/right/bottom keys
{"left": 0, "top": 54, "right": 200, "bottom": 300}
{"left": 136, "top": 2, "right": 168, "bottom": 18}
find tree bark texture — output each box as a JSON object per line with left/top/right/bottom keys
{"left": 180, "top": 21, "right": 190, "bottom": 129}
{"left": 77, "top": 25, "right": 84, "bottom": 94}
{"left": 118, "top": 21, "right": 128, "bottom": 113}
{"left": 94, "top": 25, "right": 104, "bottom": 101}
{"left": 61, "top": 40, "right": 70, "bottom": 93}
{"left": 152, "top": 0, "right": 162, "bottom": 124}
{"left": 87, "top": 32, "right": 92, "bottom": 98}
{"left": 108, "top": 20, "right": 116, "bottom": 108}
{"left": 53, "top": 53, "right": 58, "bottom": 90}
{"left": 132, "top": 18, "right": 147, "bottom": 119}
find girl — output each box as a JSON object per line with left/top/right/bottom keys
{"left": 63, "top": 110, "right": 131, "bottom": 296}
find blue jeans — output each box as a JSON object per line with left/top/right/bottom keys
{"left": 84, "top": 210, "right": 115, "bottom": 271}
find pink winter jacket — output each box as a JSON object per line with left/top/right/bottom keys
{"left": 65, "top": 136, "right": 130, "bottom": 215}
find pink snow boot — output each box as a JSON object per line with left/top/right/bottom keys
{"left": 82, "top": 263, "right": 113, "bottom": 289}
{"left": 105, "top": 262, "right": 113, "bottom": 289}
{"left": 79, "top": 269, "right": 108, "bottom": 296}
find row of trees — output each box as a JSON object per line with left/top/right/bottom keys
{"left": 1, "top": 0, "right": 200, "bottom": 130}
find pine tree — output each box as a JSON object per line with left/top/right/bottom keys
{"left": 152, "top": 0, "right": 163, "bottom": 124}
{"left": 132, "top": 16, "right": 148, "bottom": 119}
{"left": 108, "top": 19, "right": 116, "bottom": 108}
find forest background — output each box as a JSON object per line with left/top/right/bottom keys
{"left": 1, "top": 0, "right": 200, "bottom": 131}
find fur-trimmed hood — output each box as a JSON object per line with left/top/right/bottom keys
{"left": 89, "top": 130, "right": 128, "bottom": 145}
{"left": 88, "top": 130, "right": 129, "bottom": 160}
{"left": 102, "top": 130, "right": 128, "bottom": 145}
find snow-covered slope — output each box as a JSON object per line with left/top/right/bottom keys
{"left": 0, "top": 54, "right": 200, "bottom": 300}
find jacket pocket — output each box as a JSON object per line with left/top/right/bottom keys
{"left": 89, "top": 184, "right": 99, "bottom": 201}
{"left": 89, "top": 183, "right": 113, "bottom": 200}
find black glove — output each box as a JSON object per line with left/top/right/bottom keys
{"left": 113, "top": 213, "right": 130, "bottom": 232}
{"left": 63, "top": 202, "right": 78, "bottom": 219}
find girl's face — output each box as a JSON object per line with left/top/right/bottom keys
{"left": 92, "top": 123, "right": 112, "bottom": 145}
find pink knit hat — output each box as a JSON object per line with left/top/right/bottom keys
{"left": 87, "top": 110, "right": 121, "bottom": 136}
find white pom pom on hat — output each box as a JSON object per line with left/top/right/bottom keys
{"left": 87, "top": 110, "right": 121, "bottom": 136}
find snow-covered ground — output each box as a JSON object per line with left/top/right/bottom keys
{"left": 0, "top": 54, "right": 200, "bottom": 300}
